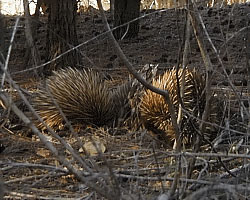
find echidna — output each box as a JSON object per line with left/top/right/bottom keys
{"left": 32, "top": 67, "right": 115, "bottom": 129}
{"left": 111, "top": 80, "right": 133, "bottom": 121}
{"left": 139, "top": 67, "right": 218, "bottom": 145}
{"left": 111, "top": 64, "right": 159, "bottom": 126}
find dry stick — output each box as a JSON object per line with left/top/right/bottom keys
{"left": 0, "top": 16, "right": 19, "bottom": 126}
{"left": 5, "top": 172, "right": 65, "bottom": 184}
{"left": 197, "top": 5, "right": 250, "bottom": 120}
{"left": 0, "top": 25, "right": 117, "bottom": 197}
{"left": 246, "top": 13, "right": 250, "bottom": 147}
{"left": 96, "top": 0, "right": 182, "bottom": 197}
{"left": 245, "top": 12, "right": 250, "bottom": 183}
{"left": 152, "top": 142, "right": 165, "bottom": 193}
{"left": 0, "top": 17, "right": 19, "bottom": 88}
{"left": 46, "top": 86, "right": 118, "bottom": 191}
{"left": 45, "top": 84, "right": 101, "bottom": 173}
{"left": 0, "top": 28, "right": 112, "bottom": 198}
{"left": 183, "top": 151, "right": 250, "bottom": 159}
{"left": 173, "top": 9, "right": 191, "bottom": 198}
{"left": 0, "top": 161, "right": 68, "bottom": 172}
{"left": 176, "top": 8, "right": 191, "bottom": 138}
{"left": 187, "top": 1, "right": 213, "bottom": 178}
{"left": 181, "top": 103, "right": 246, "bottom": 135}
{"left": 1, "top": 74, "right": 118, "bottom": 199}
{"left": 184, "top": 184, "right": 238, "bottom": 200}
{"left": 219, "top": 162, "right": 250, "bottom": 179}
{"left": 10, "top": 81, "right": 91, "bottom": 173}
{"left": 0, "top": 91, "right": 12, "bottom": 128}
{"left": 112, "top": 150, "right": 250, "bottom": 160}
{"left": 175, "top": 7, "right": 187, "bottom": 126}
{"left": 115, "top": 160, "right": 250, "bottom": 183}
{"left": 186, "top": 2, "right": 242, "bottom": 186}
{"left": 177, "top": 10, "right": 191, "bottom": 135}
{"left": 23, "top": 0, "right": 41, "bottom": 72}
{"left": 82, "top": 133, "right": 122, "bottom": 199}
{"left": 11, "top": 20, "right": 246, "bottom": 76}
{"left": 7, "top": 191, "right": 90, "bottom": 200}
{"left": 5, "top": 78, "right": 93, "bottom": 173}
{"left": 0, "top": 92, "right": 115, "bottom": 199}
{"left": 49, "top": 91, "right": 105, "bottom": 172}
{"left": 188, "top": 2, "right": 241, "bottom": 182}
{"left": 11, "top": 9, "right": 172, "bottom": 75}
{"left": 0, "top": 96, "right": 74, "bottom": 172}
{"left": 189, "top": 1, "right": 250, "bottom": 182}
{"left": 182, "top": 11, "right": 191, "bottom": 75}
{"left": 115, "top": 172, "right": 250, "bottom": 191}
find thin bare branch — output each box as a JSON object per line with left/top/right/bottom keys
{"left": 1, "top": 17, "right": 19, "bottom": 88}
{"left": 96, "top": 0, "right": 182, "bottom": 197}
{"left": 23, "top": 0, "right": 41, "bottom": 72}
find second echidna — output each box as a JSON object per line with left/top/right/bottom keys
{"left": 32, "top": 67, "right": 115, "bottom": 129}
{"left": 139, "top": 67, "right": 218, "bottom": 145}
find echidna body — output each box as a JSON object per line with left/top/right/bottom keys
{"left": 33, "top": 68, "right": 115, "bottom": 129}
{"left": 111, "top": 64, "right": 159, "bottom": 126}
{"left": 111, "top": 80, "right": 133, "bottom": 121}
{"left": 140, "top": 68, "right": 212, "bottom": 144}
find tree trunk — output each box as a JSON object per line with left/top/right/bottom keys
{"left": 113, "top": 0, "right": 141, "bottom": 39}
{"left": 23, "top": 0, "right": 41, "bottom": 74}
{"left": 35, "top": 0, "right": 49, "bottom": 17}
{"left": 45, "top": 0, "right": 79, "bottom": 75}
{"left": 247, "top": 14, "right": 250, "bottom": 139}
{"left": 110, "top": 0, "right": 114, "bottom": 21}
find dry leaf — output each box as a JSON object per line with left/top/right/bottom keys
{"left": 36, "top": 148, "right": 50, "bottom": 158}
{"left": 80, "top": 140, "right": 106, "bottom": 156}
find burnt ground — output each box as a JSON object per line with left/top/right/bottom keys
{"left": 0, "top": 2, "right": 250, "bottom": 199}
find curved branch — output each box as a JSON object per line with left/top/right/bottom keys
{"left": 96, "top": 0, "right": 181, "bottom": 196}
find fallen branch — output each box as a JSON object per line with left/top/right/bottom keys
{"left": 96, "top": 0, "right": 182, "bottom": 197}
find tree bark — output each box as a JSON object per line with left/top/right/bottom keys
{"left": 246, "top": 14, "right": 250, "bottom": 140}
{"left": 113, "top": 0, "right": 141, "bottom": 39}
{"left": 35, "top": 0, "right": 44, "bottom": 17}
{"left": 23, "top": 0, "right": 41, "bottom": 74}
{"left": 110, "top": 0, "right": 114, "bottom": 20}
{"left": 45, "top": 0, "right": 79, "bottom": 75}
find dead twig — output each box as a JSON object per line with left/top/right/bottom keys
{"left": 1, "top": 17, "right": 19, "bottom": 88}
{"left": 0, "top": 90, "right": 115, "bottom": 199}
{"left": 184, "top": 184, "right": 238, "bottom": 200}
{"left": 96, "top": 1, "right": 182, "bottom": 197}
{"left": 0, "top": 34, "right": 116, "bottom": 199}
{"left": 7, "top": 191, "right": 89, "bottom": 200}
{"left": 246, "top": 12, "right": 250, "bottom": 141}
{"left": 5, "top": 172, "right": 65, "bottom": 184}
{"left": 187, "top": 0, "right": 214, "bottom": 179}
{"left": 0, "top": 161, "right": 68, "bottom": 173}
{"left": 195, "top": 2, "right": 249, "bottom": 120}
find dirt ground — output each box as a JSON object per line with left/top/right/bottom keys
{"left": 0, "top": 2, "right": 250, "bottom": 199}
